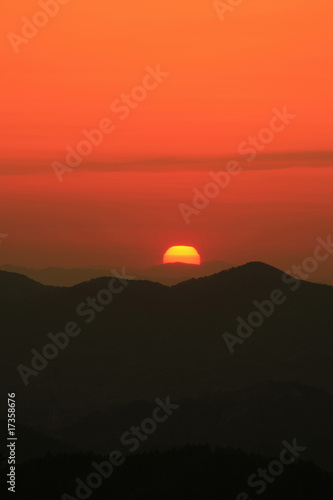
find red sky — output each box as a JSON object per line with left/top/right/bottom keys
{"left": 0, "top": 0, "right": 332, "bottom": 268}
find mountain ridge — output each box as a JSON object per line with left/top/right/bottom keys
{"left": 0, "top": 261, "right": 331, "bottom": 293}
{"left": 0, "top": 260, "right": 232, "bottom": 287}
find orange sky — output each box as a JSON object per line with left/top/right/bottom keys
{"left": 1, "top": 0, "right": 333, "bottom": 159}
{"left": 0, "top": 1, "right": 332, "bottom": 268}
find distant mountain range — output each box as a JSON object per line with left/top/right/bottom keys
{"left": 0, "top": 261, "right": 232, "bottom": 287}
{"left": 1, "top": 258, "right": 333, "bottom": 287}
{"left": 56, "top": 381, "right": 333, "bottom": 471}
{"left": 1, "top": 262, "right": 332, "bottom": 472}
{"left": 2, "top": 381, "right": 333, "bottom": 471}
{"left": 1, "top": 262, "right": 333, "bottom": 404}
{"left": 8, "top": 444, "right": 333, "bottom": 499}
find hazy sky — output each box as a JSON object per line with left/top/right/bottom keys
{"left": 1, "top": 1, "right": 332, "bottom": 268}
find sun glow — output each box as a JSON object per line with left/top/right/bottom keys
{"left": 163, "top": 246, "right": 201, "bottom": 265}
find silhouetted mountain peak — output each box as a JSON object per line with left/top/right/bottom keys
{"left": 238, "top": 261, "right": 279, "bottom": 271}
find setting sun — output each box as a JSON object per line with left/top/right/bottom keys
{"left": 163, "top": 246, "right": 201, "bottom": 265}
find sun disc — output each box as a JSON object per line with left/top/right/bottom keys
{"left": 163, "top": 245, "right": 201, "bottom": 265}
